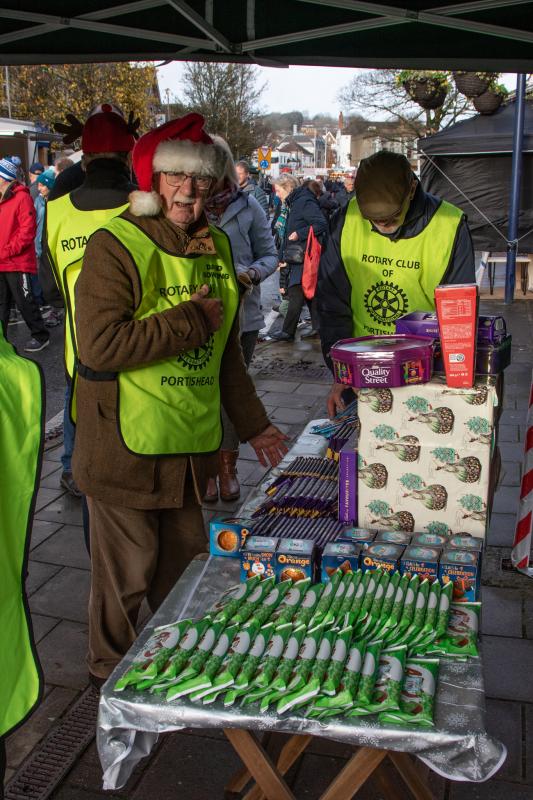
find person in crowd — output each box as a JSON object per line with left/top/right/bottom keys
{"left": 43, "top": 103, "right": 137, "bottom": 502}
{"left": 267, "top": 173, "right": 327, "bottom": 342}
{"left": 28, "top": 161, "right": 44, "bottom": 201}
{"left": 202, "top": 136, "right": 278, "bottom": 503}
{"left": 307, "top": 178, "right": 338, "bottom": 222}
{"left": 335, "top": 171, "right": 356, "bottom": 208}
{"left": 235, "top": 160, "right": 269, "bottom": 217}
{"left": 72, "top": 114, "right": 287, "bottom": 684}
{"left": 32, "top": 169, "right": 56, "bottom": 311}
{"left": 0, "top": 156, "right": 50, "bottom": 352}
{"left": 54, "top": 156, "right": 75, "bottom": 174}
{"left": 316, "top": 150, "right": 475, "bottom": 416}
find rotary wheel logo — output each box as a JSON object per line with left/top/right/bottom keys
{"left": 177, "top": 335, "right": 214, "bottom": 371}
{"left": 364, "top": 280, "right": 408, "bottom": 324}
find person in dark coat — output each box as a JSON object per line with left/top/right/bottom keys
{"left": 268, "top": 174, "right": 327, "bottom": 342}
{"left": 334, "top": 172, "right": 356, "bottom": 208}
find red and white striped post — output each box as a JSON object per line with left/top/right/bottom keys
{"left": 511, "top": 373, "right": 533, "bottom": 577}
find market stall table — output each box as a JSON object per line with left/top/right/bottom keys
{"left": 97, "top": 420, "right": 506, "bottom": 798}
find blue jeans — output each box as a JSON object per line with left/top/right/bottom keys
{"left": 61, "top": 381, "right": 76, "bottom": 473}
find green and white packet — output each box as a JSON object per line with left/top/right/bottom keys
{"left": 353, "top": 639, "right": 383, "bottom": 707}
{"left": 320, "top": 625, "right": 353, "bottom": 695}
{"left": 309, "top": 638, "right": 366, "bottom": 714}
{"left": 394, "top": 579, "right": 430, "bottom": 647}
{"left": 412, "top": 580, "right": 441, "bottom": 652}
{"left": 309, "top": 570, "right": 342, "bottom": 627}
{"left": 230, "top": 577, "right": 276, "bottom": 625}
{"left": 175, "top": 623, "right": 239, "bottom": 701}
{"left": 247, "top": 579, "right": 293, "bottom": 627}
{"left": 349, "top": 571, "right": 369, "bottom": 621}
{"left": 212, "top": 575, "right": 261, "bottom": 624}
{"left": 224, "top": 623, "right": 274, "bottom": 706}
{"left": 380, "top": 571, "right": 401, "bottom": 622}
{"left": 436, "top": 601, "right": 481, "bottom": 657}
{"left": 115, "top": 618, "right": 192, "bottom": 691}
{"left": 358, "top": 569, "right": 382, "bottom": 621}
{"left": 150, "top": 617, "right": 212, "bottom": 688}
{"left": 358, "top": 571, "right": 390, "bottom": 639}
{"left": 349, "top": 645, "right": 406, "bottom": 716}
{"left": 268, "top": 624, "right": 307, "bottom": 692}
{"left": 323, "top": 573, "right": 354, "bottom": 627}
{"left": 211, "top": 619, "right": 261, "bottom": 691}
{"left": 297, "top": 627, "right": 338, "bottom": 710}
{"left": 380, "top": 657, "right": 439, "bottom": 728}
{"left": 246, "top": 623, "right": 293, "bottom": 692}
{"left": 292, "top": 583, "right": 325, "bottom": 627}
{"left": 173, "top": 618, "right": 228, "bottom": 683}
{"left": 335, "top": 570, "right": 362, "bottom": 626}
{"left": 276, "top": 625, "right": 326, "bottom": 713}
{"left": 386, "top": 575, "right": 419, "bottom": 644}
{"left": 271, "top": 578, "right": 311, "bottom": 627}
{"left": 435, "top": 581, "right": 454, "bottom": 638}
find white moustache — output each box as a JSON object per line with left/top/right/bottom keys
{"left": 173, "top": 195, "right": 195, "bottom": 205}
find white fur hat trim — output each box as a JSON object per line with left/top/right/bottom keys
{"left": 153, "top": 139, "right": 219, "bottom": 178}
{"left": 129, "top": 190, "right": 162, "bottom": 217}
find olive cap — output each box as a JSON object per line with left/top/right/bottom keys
{"left": 355, "top": 151, "right": 413, "bottom": 220}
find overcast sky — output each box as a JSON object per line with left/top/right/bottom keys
{"left": 157, "top": 62, "right": 520, "bottom": 118}
{"left": 157, "top": 62, "right": 358, "bottom": 117}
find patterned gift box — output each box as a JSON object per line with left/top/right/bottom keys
{"left": 357, "top": 376, "right": 498, "bottom": 538}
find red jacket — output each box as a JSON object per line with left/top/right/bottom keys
{"left": 0, "top": 182, "right": 37, "bottom": 274}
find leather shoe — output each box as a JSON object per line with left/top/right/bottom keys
{"left": 219, "top": 450, "right": 240, "bottom": 502}
{"left": 301, "top": 328, "right": 320, "bottom": 339}
{"left": 60, "top": 471, "right": 82, "bottom": 498}
{"left": 203, "top": 477, "right": 219, "bottom": 503}
{"left": 267, "top": 331, "right": 294, "bottom": 342}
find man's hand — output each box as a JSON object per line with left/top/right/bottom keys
{"left": 327, "top": 382, "right": 346, "bottom": 419}
{"left": 190, "top": 284, "right": 223, "bottom": 333}
{"left": 248, "top": 424, "right": 289, "bottom": 468}
{"left": 288, "top": 232, "right": 298, "bottom": 241}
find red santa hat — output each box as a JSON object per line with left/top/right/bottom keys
{"left": 129, "top": 113, "right": 221, "bottom": 217}
{"left": 82, "top": 103, "right": 136, "bottom": 154}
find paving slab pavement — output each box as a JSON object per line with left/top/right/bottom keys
{"left": 5, "top": 299, "right": 533, "bottom": 799}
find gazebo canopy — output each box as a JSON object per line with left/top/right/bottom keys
{"left": 1, "top": 1, "right": 533, "bottom": 71}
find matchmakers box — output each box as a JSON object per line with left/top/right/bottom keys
{"left": 240, "top": 536, "right": 278, "bottom": 581}
{"left": 321, "top": 542, "right": 361, "bottom": 582}
{"left": 276, "top": 538, "right": 316, "bottom": 583}
{"left": 209, "top": 517, "right": 252, "bottom": 558}
{"left": 438, "top": 548, "right": 481, "bottom": 602}
{"left": 400, "top": 545, "right": 441, "bottom": 581}
{"left": 338, "top": 436, "right": 358, "bottom": 523}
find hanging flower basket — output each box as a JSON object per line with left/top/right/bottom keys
{"left": 453, "top": 71, "right": 498, "bottom": 98}
{"left": 417, "top": 87, "right": 448, "bottom": 110}
{"left": 473, "top": 90, "right": 504, "bottom": 114}
{"left": 402, "top": 76, "right": 445, "bottom": 105}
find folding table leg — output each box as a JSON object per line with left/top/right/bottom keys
{"left": 224, "top": 728, "right": 296, "bottom": 800}
{"left": 243, "top": 734, "right": 313, "bottom": 800}
{"left": 319, "top": 746, "right": 387, "bottom": 800}
{"left": 388, "top": 752, "right": 435, "bottom": 800}
{"left": 224, "top": 732, "right": 274, "bottom": 794}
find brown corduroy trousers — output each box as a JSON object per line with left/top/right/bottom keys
{"left": 86, "top": 489, "right": 206, "bottom": 679}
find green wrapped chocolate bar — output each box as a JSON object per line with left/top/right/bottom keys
{"left": 247, "top": 579, "right": 293, "bottom": 628}
{"left": 230, "top": 577, "right": 276, "bottom": 625}
{"left": 309, "top": 638, "right": 366, "bottom": 715}
{"left": 335, "top": 570, "right": 362, "bottom": 626}
{"left": 309, "top": 570, "right": 342, "bottom": 627}
{"left": 393, "top": 579, "right": 430, "bottom": 647}
{"left": 320, "top": 625, "right": 352, "bottom": 695}
{"left": 211, "top": 619, "right": 261, "bottom": 691}
{"left": 267, "top": 624, "right": 307, "bottom": 693}
{"left": 380, "top": 657, "right": 439, "bottom": 728}
{"left": 435, "top": 581, "right": 454, "bottom": 638}
{"left": 147, "top": 617, "right": 212, "bottom": 689}
{"left": 172, "top": 618, "right": 228, "bottom": 684}
{"left": 385, "top": 575, "right": 419, "bottom": 644}
{"left": 212, "top": 575, "right": 261, "bottom": 624}
{"left": 353, "top": 639, "right": 383, "bottom": 707}
{"left": 271, "top": 578, "right": 311, "bottom": 627}
{"left": 224, "top": 623, "right": 275, "bottom": 706}
{"left": 292, "top": 583, "right": 325, "bottom": 627}
{"left": 115, "top": 618, "right": 192, "bottom": 691}
{"left": 430, "top": 602, "right": 481, "bottom": 658}
{"left": 349, "top": 645, "right": 406, "bottom": 715}
{"left": 323, "top": 573, "right": 354, "bottom": 627}
{"left": 276, "top": 625, "right": 326, "bottom": 713}
{"left": 176, "top": 623, "right": 240, "bottom": 701}
{"left": 244, "top": 623, "right": 293, "bottom": 699}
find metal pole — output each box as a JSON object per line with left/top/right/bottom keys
{"left": 4, "top": 66, "right": 11, "bottom": 117}
{"left": 505, "top": 73, "right": 527, "bottom": 304}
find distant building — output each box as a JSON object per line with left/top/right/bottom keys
{"left": 335, "top": 118, "right": 421, "bottom": 170}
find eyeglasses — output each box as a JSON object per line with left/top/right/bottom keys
{"left": 163, "top": 172, "right": 213, "bottom": 192}
{"left": 370, "top": 190, "right": 411, "bottom": 227}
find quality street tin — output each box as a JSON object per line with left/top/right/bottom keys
{"left": 330, "top": 335, "right": 434, "bottom": 389}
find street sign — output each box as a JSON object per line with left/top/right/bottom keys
{"left": 257, "top": 147, "right": 272, "bottom": 170}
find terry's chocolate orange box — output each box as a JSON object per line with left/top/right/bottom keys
{"left": 434, "top": 284, "right": 478, "bottom": 389}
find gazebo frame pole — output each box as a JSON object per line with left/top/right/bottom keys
{"left": 505, "top": 73, "right": 527, "bottom": 304}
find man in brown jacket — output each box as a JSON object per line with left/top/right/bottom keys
{"left": 73, "top": 114, "right": 287, "bottom": 683}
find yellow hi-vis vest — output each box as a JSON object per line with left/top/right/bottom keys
{"left": 46, "top": 194, "right": 128, "bottom": 379}
{"left": 90, "top": 216, "right": 240, "bottom": 456}
{"left": 0, "top": 330, "right": 43, "bottom": 737}
{"left": 340, "top": 198, "right": 464, "bottom": 338}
